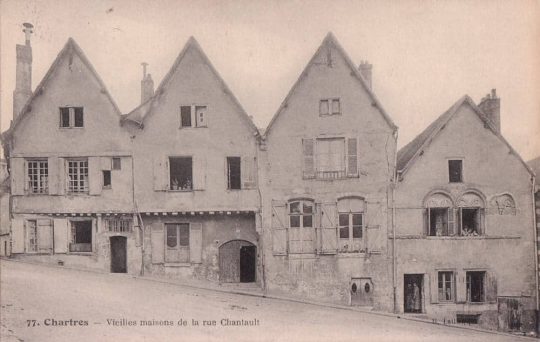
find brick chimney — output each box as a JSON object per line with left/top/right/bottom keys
{"left": 13, "top": 23, "right": 33, "bottom": 120}
{"left": 359, "top": 61, "right": 372, "bottom": 90}
{"left": 478, "top": 89, "right": 501, "bottom": 133}
{"left": 140, "top": 62, "right": 154, "bottom": 104}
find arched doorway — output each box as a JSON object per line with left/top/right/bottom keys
{"left": 219, "top": 240, "right": 256, "bottom": 283}
{"left": 110, "top": 236, "right": 127, "bottom": 273}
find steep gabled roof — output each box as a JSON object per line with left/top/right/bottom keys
{"left": 2, "top": 38, "right": 122, "bottom": 141}
{"left": 264, "top": 32, "right": 397, "bottom": 138}
{"left": 122, "top": 37, "right": 259, "bottom": 135}
{"left": 397, "top": 95, "right": 534, "bottom": 178}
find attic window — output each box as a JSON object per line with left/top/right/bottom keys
{"left": 180, "top": 105, "right": 208, "bottom": 128}
{"left": 319, "top": 99, "right": 341, "bottom": 116}
{"left": 60, "top": 107, "right": 84, "bottom": 128}
{"left": 448, "top": 160, "right": 463, "bottom": 183}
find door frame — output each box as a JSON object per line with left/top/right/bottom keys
{"left": 403, "top": 273, "right": 424, "bottom": 313}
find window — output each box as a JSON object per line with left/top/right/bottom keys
{"left": 438, "top": 271, "right": 454, "bottom": 302}
{"left": 339, "top": 213, "right": 363, "bottom": 239}
{"left": 27, "top": 220, "right": 38, "bottom": 252}
{"left": 180, "top": 106, "right": 192, "bottom": 127}
{"left": 424, "top": 193, "right": 454, "bottom": 236}
{"left": 460, "top": 208, "right": 481, "bottom": 236}
{"left": 466, "top": 271, "right": 485, "bottom": 303}
{"left": 102, "top": 170, "right": 111, "bottom": 188}
{"left": 112, "top": 157, "right": 121, "bottom": 170}
{"left": 104, "top": 217, "right": 132, "bottom": 232}
{"left": 227, "top": 157, "right": 241, "bottom": 190}
{"left": 70, "top": 220, "right": 92, "bottom": 252}
{"left": 59, "top": 107, "right": 84, "bottom": 128}
{"left": 165, "top": 223, "right": 190, "bottom": 263}
{"left": 180, "top": 105, "right": 207, "bottom": 128}
{"left": 316, "top": 138, "right": 345, "bottom": 179}
{"left": 169, "top": 157, "right": 192, "bottom": 190}
{"left": 288, "top": 200, "right": 315, "bottom": 254}
{"left": 429, "top": 208, "right": 449, "bottom": 236}
{"left": 448, "top": 160, "right": 463, "bottom": 183}
{"left": 67, "top": 159, "right": 89, "bottom": 193}
{"left": 27, "top": 160, "right": 48, "bottom": 194}
{"left": 337, "top": 197, "right": 364, "bottom": 252}
{"left": 303, "top": 137, "right": 357, "bottom": 179}
{"left": 319, "top": 98, "right": 341, "bottom": 116}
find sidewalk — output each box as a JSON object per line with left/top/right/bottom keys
{"left": 1, "top": 257, "right": 536, "bottom": 340}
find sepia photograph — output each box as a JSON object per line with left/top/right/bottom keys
{"left": 1, "top": 0, "right": 539, "bottom": 341}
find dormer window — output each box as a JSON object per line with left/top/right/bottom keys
{"left": 180, "top": 105, "right": 208, "bottom": 128}
{"left": 319, "top": 98, "right": 341, "bottom": 116}
{"left": 60, "top": 107, "right": 84, "bottom": 128}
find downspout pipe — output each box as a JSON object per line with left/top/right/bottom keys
{"left": 532, "top": 176, "right": 538, "bottom": 316}
{"left": 392, "top": 130, "right": 398, "bottom": 314}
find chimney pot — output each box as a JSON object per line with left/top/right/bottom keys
{"left": 140, "top": 63, "right": 154, "bottom": 104}
{"left": 359, "top": 61, "right": 373, "bottom": 90}
{"left": 478, "top": 88, "right": 501, "bottom": 133}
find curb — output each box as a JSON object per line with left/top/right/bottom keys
{"left": 2, "top": 257, "right": 536, "bottom": 340}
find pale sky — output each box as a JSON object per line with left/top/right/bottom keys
{"left": 1, "top": 0, "right": 539, "bottom": 160}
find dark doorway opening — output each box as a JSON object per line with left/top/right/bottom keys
{"left": 110, "top": 236, "right": 127, "bottom": 273}
{"left": 240, "top": 245, "right": 256, "bottom": 283}
{"left": 219, "top": 240, "right": 256, "bottom": 283}
{"left": 404, "top": 274, "right": 423, "bottom": 313}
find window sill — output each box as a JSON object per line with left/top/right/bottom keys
{"left": 164, "top": 262, "right": 191, "bottom": 267}
{"left": 59, "top": 127, "right": 84, "bottom": 130}
{"left": 167, "top": 189, "right": 194, "bottom": 192}
{"left": 68, "top": 252, "right": 93, "bottom": 255}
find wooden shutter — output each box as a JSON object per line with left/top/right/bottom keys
{"left": 189, "top": 222, "right": 203, "bottom": 263}
{"left": 11, "top": 218, "right": 25, "bottom": 253}
{"left": 448, "top": 208, "right": 455, "bottom": 236}
{"left": 53, "top": 218, "right": 69, "bottom": 253}
{"left": 151, "top": 224, "right": 165, "bottom": 264}
{"left": 456, "top": 272, "right": 467, "bottom": 303}
{"left": 429, "top": 272, "right": 439, "bottom": 303}
{"left": 319, "top": 202, "right": 337, "bottom": 254}
{"left": 302, "top": 139, "right": 315, "bottom": 179}
{"left": 271, "top": 201, "right": 288, "bottom": 255}
{"left": 47, "top": 157, "right": 58, "bottom": 195}
{"left": 241, "top": 156, "right": 256, "bottom": 189}
{"left": 423, "top": 208, "right": 429, "bottom": 236}
{"left": 37, "top": 219, "right": 53, "bottom": 253}
{"left": 479, "top": 208, "right": 485, "bottom": 235}
{"left": 57, "top": 158, "right": 66, "bottom": 195}
{"left": 366, "top": 202, "right": 384, "bottom": 252}
{"left": 366, "top": 225, "right": 383, "bottom": 253}
{"left": 347, "top": 138, "right": 358, "bottom": 177}
{"left": 457, "top": 208, "right": 462, "bottom": 236}
{"left": 193, "top": 155, "right": 206, "bottom": 190}
{"left": 10, "top": 157, "right": 26, "bottom": 195}
{"left": 153, "top": 156, "right": 168, "bottom": 191}
{"left": 88, "top": 156, "right": 102, "bottom": 195}
{"left": 485, "top": 271, "right": 498, "bottom": 303}
{"left": 100, "top": 157, "right": 112, "bottom": 171}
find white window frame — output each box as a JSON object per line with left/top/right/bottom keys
{"left": 67, "top": 158, "right": 89, "bottom": 194}
{"left": 319, "top": 98, "right": 341, "bottom": 116}
{"left": 27, "top": 159, "right": 49, "bottom": 194}
{"left": 438, "top": 271, "right": 455, "bottom": 302}
{"left": 165, "top": 223, "right": 190, "bottom": 263}
{"left": 179, "top": 104, "right": 208, "bottom": 128}
{"left": 26, "top": 219, "right": 38, "bottom": 253}
{"left": 315, "top": 137, "right": 346, "bottom": 179}
{"left": 288, "top": 200, "right": 315, "bottom": 254}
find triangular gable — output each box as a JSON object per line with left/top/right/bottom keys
{"left": 397, "top": 95, "right": 534, "bottom": 178}
{"left": 2, "top": 38, "right": 122, "bottom": 140}
{"left": 122, "top": 37, "right": 260, "bottom": 135}
{"left": 264, "top": 32, "right": 397, "bottom": 138}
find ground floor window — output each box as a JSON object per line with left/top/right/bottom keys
{"left": 104, "top": 217, "right": 132, "bottom": 232}
{"left": 438, "top": 271, "right": 454, "bottom": 302}
{"left": 466, "top": 271, "right": 485, "bottom": 302}
{"left": 288, "top": 200, "right": 315, "bottom": 254}
{"left": 26, "top": 220, "right": 38, "bottom": 252}
{"left": 70, "top": 220, "right": 92, "bottom": 252}
{"left": 165, "top": 223, "right": 190, "bottom": 263}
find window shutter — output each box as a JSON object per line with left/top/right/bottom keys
{"left": 271, "top": 201, "right": 287, "bottom": 255}
{"left": 193, "top": 155, "right": 206, "bottom": 190}
{"left": 366, "top": 202, "right": 384, "bottom": 252}
{"left": 319, "top": 202, "right": 337, "bottom": 254}
{"left": 53, "top": 218, "right": 69, "bottom": 253}
{"left": 423, "top": 208, "right": 429, "bottom": 236}
{"left": 37, "top": 219, "right": 53, "bottom": 253}
{"left": 100, "top": 157, "right": 112, "bottom": 171}
{"left": 57, "top": 158, "right": 66, "bottom": 195}
{"left": 10, "top": 157, "right": 26, "bottom": 195}
{"left": 457, "top": 208, "right": 462, "bottom": 236}
{"left": 153, "top": 156, "right": 168, "bottom": 191}
{"left": 241, "top": 156, "right": 256, "bottom": 189}
{"left": 366, "top": 225, "right": 383, "bottom": 253}
{"left": 47, "top": 157, "right": 58, "bottom": 195}
{"left": 347, "top": 138, "right": 358, "bottom": 177}
{"left": 151, "top": 224, "right": 165, "bottom": 264}
{"left": 11, "top": 218, "right": 25, "bottom": 253}
{"left": 302, "top": 139, "right": 315, "bottom": 179}
{"left": 485, "top": 271, "right": 497, "bottom": 303}
{"left": 456, "top": 272, "right": 467, "bottom": 303}
{"left": 448, "top": 208, "right": 455, "bottom": 236}
{"left": 479, "top": 208, "right": 485, "bottom": 235}
{"left": 88, "top": 157, "right": 102, "bottom": 195}
{"left": 430, "top": 272, "right": 439, "bottom": 303}
{"left": 189, "top": 223, "right": 203, "bottom": 263}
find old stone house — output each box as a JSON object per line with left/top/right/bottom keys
{"left": 122, "top": 37, "right": 261, "bottom": 284}
{"left": 394, "top": 92, "right": 537, "bottom": 332}
{"left": 1, "top": 30, "right": 140, "bottom": 274}
{"left": 259, "top": 33, "right": 397, "bottom": 310}
{"left": 0, "top": 159, "right": 9, "bottom": 256}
